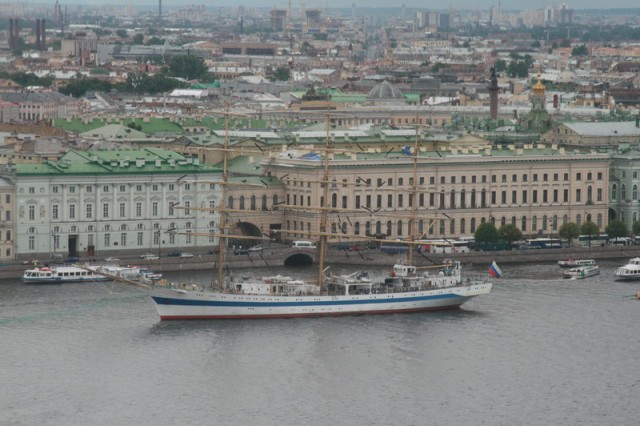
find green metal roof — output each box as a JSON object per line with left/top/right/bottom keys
{"left": 16, "top": 148, "right": 220, "bottom": 176}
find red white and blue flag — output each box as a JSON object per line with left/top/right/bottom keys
{"left": 488, "top": 261, "right": 502, "bottom": 278}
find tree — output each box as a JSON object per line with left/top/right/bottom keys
{"left": 580, "top": 221, "right": 600, "bottom": 247}
{"left": 531, "top": 40, "right": 541, "bottom": 48}
{"left": 271, "top": 67, "right": 290, "bottom": 82}
{"left": 494, "top": 59, "right": 507, "bottom": 73}
{"left": 116, "top": 29, "right": 128, "bottom": 38}
{"left": 571, "top": 44, "right": 589, "bottom": 56}
{"left": 133, "top": 33, "right": 144, "bottom": 45}
{"left": 632, "top": 220, "right": 640, "bottom": 235}
{"left": 474, "top": 222, "right": 499, "bottom": 243}
{"left": 559, "top": 222, "right": 580, "bottom": 246}
{"left": 300, "top": 41, "right": 314, "bottom": 56}
{"left": 560, "top": 39, "right": 571, "bottom": 48}
{"left": 606, "top": 220, "right": 627, "bottom": 239}
{"left": 167, "top": 56, "right": 207, "bottom": 80}
{"left": 499, "top": 224, "right": 522, "bottom": 244}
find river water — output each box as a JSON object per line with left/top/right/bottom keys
{"left": 1, "top": 261, "right": 639, "bottom": 426}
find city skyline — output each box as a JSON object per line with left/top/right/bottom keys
{"left": 3, "top": 0, "right": 640, "bottom": 11}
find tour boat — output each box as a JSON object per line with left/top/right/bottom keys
{"left": 557, "top": 258, "right": 596, "bottom": 268}
{"left": 22, "top": 266, "right": 112, "bottom": 284}
{"left": 614, "top": 257, "right": 640, "bottom": 281}
{"left": 146, "top": 113, "right": 493, "bottom": 320}
{"left": 562, "top": 265, "right": 600, "bottom": 279}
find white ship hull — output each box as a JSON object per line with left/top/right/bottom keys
{"left": 150, "top": 283, "right": 492, "bottom": 320}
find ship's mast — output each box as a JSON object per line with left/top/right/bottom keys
{"left": 317, "top": 111, "right": 331, "bottom": 289}
{"left": 409, "top": 111, "right": 421, "bottom": 266}
{"left": 216, "top": 111, "right": 230, "bottom": 289}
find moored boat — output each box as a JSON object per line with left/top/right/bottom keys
{"left": 558, "top": 258, "right": 596, "bottom": 268}
{"left": 563, "top": 265, "right": 600, "bottom": 279}
{"left": 22, "top": 265, "right": 112, "bottom": 284}
{"left": 614, "top": 257, "right": 640, "bottom": 281}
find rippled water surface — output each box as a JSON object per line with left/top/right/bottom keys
{"left": 1, "top": 261, "right": 639, "bottom": 426}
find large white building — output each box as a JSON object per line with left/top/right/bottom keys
{"left": 14, "top": 148, "right": 222, "bottom": 259}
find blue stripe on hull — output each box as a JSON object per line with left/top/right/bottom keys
{"left": 151, "top": 292, "right": 459, "bottom": 308}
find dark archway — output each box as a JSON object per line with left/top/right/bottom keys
{"left": 284, "top": 252, "right": 314, "bottom": 267}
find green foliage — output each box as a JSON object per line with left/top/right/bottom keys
{"left": 474, "top": 222, "right": 500, "bottom": 243}
{"left": 167, "top": 56, "right": 207, "bottom": 80}
{"left": 559, "top": 222, "right": 580, "bottom": 244}
{"left": 126, "top": 122, "right": 142, "bottom": 131}
{"left": 632, "top": 220, "right": 640, "bottom": 235}
{"left": 146, "top": 36, "right": 165, "bottom": 46}
{"left": 431, "top": 62, "right": 447, "bottom": 73}
{"left": 313, "top": 33, "right": 328, "bottom": 41}
{"left": 300, "top": 41, "right": 314, "bottom": 57}
{"left": 560, "top": 39, "right": 571, "bottom": 48}
{"left": 270, "top": 67, "right": 290, "bottom": 82}
{"left": 59, "top": 77, "right": 112, "bottom": 98}
{"left": 531, "top": 40, "right": 541, "bottom": 48}
{"left": 571, "top": 44, "right": 589, "bottom": 56}
{"left": 494, "top": 59, "right": 507, "bottom": 73}
{"left": 580, "top": 221, "right": 600, "bottom": 237}
{"left": 133, "top": 33, "right": 144, "bottom": 45}
{"left": 116, "top": 29, "right": 128, "bottom": 38}
{"left": 125, "top": 71, "right": 189, "bottom": 94}
{"left": 605, "top": 220, "right": 628, "bottom": 239}
{"left": 498, "top": 224, "right": 522, "bottom": 243}
{"left": 0, "top": 71, "right": 54, "bottom": 88}
{"left": 89, "top": 67, "right": 110, "bottom": 75}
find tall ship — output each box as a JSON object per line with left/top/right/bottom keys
{"left": 148, "top": 112, "right": 493, "bottom": 320}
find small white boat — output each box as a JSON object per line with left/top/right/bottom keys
{"left": 563, "top": 265, "right": 600, "bottom": 279}
{"left": 22, "top": 266, "right": 112, "bottom": 284}
{"left": 614, "top": 257, "right": 640, "bottom": 281}
{"left": 558, "top": 259, "right": 596, "bottom": 268}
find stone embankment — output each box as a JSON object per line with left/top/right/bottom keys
{"left": 2, "top": 245, "right": 639, "bottom": 280}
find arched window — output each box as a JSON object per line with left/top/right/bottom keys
{"left": 449, "top": 219, "right": 455, "bottom": 234}
{"left": 439, "top": 219, "right": 446, "bottom": 234}
{"left": 460, "top": 189, "right": 466, "bottom": 208}
{"left": 532, "top": 216, "right": 537, "bottom": 231}
{"left": 354, "top": 222, "right": 360, "bottom": 235}
{"left": 481, "top": 189, "right": 487, "bottom": 208}
{"left": 330, "top": 223, "right": 336, "bottom": 233}
{"left": 365, "top": 221, "right": 371, "bottom": 236}
{"left": 386, "top": 221, "right": 392, "bottom": 236}
{"left": 239, "top": 196, "right": 245, "bottom": 210}
{"left": 460, "top": 218, "right": 466, "bottom": 234}
{"left": 376, "top": 221, "right": 381, "bottom": 234}
{"left": 471, "top": 189, "right": 476, "bottom": 208}
{"left": 552, "top": 215, "right": 558, "bottom": 230}
{"left": 634, "top": 185, "right": 638, "bottom": 201}
{"left": 576, "top": 214, "right": 582, "bottom": 226}
{"left": 262, "top": 195, "right": 268, "bottom": 210}
{"left": 439, "top": 190, "right": 445, "bottom": 208}
{"left": 511, "top": 216, "right": 516, "bottom": 226}
{"left": 450, "top": 190, "right": 456, "bottom": 208}
{"left": 521, "top": 216, "right": 527, "bottom": 231}
{"left": 542, "top": 215, "right": 548, "bottom": 230}
{"left": 501, "top": 217, "right": 506, "bottom": 226}
{"left": 272, "top": 195, "right": 279, "bottom": 208}
{"left": 622, "top": 184, "right": 627, "bottom": 201}
{"left": 331, "top": 193, "right": 337, "bottom": 208}
{"left": 341, "top": 223, "right": 347, "bottom": 234}
{"left": 587, "top": 186, "right": 593, "bottom": 203}
{"left": 228, "top": 196, "right": 234, "bottom": 208}
{"left": 470, "top": 218, "right": 476, "bottom": 233}
{"left": 563, "top": 214, "right": 568, "bottom": 225}
{"left": 250, "top": 195, "right": 256, "bottom": 210}
{"left": 397, "top": 220, "right": 403, "bottom": 236}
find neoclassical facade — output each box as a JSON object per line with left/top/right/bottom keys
{"left": 14, "top": 148, "right": 222, "bottom": 259}
{"left": 267, "top": 145, "right": 610, "bottom": 242}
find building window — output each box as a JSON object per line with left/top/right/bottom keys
{"left": 104, "top": 234, "right": 110, "bottom": 247}
{"left": 52, "top": 186, "right": 59, "bottom": 193}
{"left": 184, "top": 183, "right": 191, "bottom": 191}
{"left": 533, "top": 190, "right": 538, "bottom": 203}
{"left": 576, "top": 189, "right": 581, "bottom": 203}
{"left": 137, "top": 232, "right": 143, "bottom": 246}
{"left": 611, "top": 184, "right": 617, "bottom": 201}
{"left": 28, "top": 205, "right": 35, "bottom": 220}
{"left": 564, "top": 173, "right": 569, "bottom": 181}
{"left": 86, "top": 186, "right": 93, "bottom": 193}
{"left": 576, "top": 173, "right": 582, "bottom": 181}
{"left": 103, "top": 203, "right": 109, "bottom": 218}
{"left": 29, "top": 187, "right": 35, "bottom": 194}
{"left": 52, "top": 205, "right": 59, "bottom": 220}
{"left": 597, "top": 188, "right": 603, "bottom": 202}
{"left": 86, "top": 204, "right": 92, "bottom": 219}
{"left": 184, "top": 201, "right": 190, "bottom": 215}
{"left": 136, "top": 202, "right": 142, "bottom": 217}
{"left": 28, "top": 235, "right": 35, "bottom": 250}
{"left": 152, "top": 202, "right": 159, "bottom": 216}
{"left": 69, "top": 204, "right": 76, "bottom": 219}
{"left": 621, "top": 184, "right": 626, "bottom": 200}
{"left": 103, "top": 185, "right": 109, "bottom": 192}
{"left": 120, "top": 233, "right": 127, "bottom": 247}
{"left": 69, "top": 186, "right": 75, "bottom": 193}
{"left": 398, "top": 194, "right": 403, "bottom": 208}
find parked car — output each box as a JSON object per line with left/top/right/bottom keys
{"left": 179, "top": 252, "right": 194, "bottom": 258}
{"left": 142, "top": 254, "right": 159, "bottom": 261}
{"left": 105, "top": 257, "right": 120, "bottom": 262}
{"left": 140, "top": 252, "right": 156, "bottom": 259}
{"left": 65, "top": 256, "right": 80, "bottom": 263}
{"left": 234, "top": 247, "right": 250, "bottom": 255}
{"left": 167, "top": 251, "right": 182, "bottom": 257}
{"left": 248, "top": 245, "right": 263, "bottom": 252}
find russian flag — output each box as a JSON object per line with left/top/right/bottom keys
{"left": 488, "top": 261, "right": 502, "bottom": 278}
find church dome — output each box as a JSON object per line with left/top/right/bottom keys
{"left": 368, "top": 80, "right": 403, "bottom": 99}
{"left": 532, "top": 73, "right": 546, "bottom": 96}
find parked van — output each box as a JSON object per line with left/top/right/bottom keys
{"left": 291, "top": 240, "right": 317, "bottom": 249}
{"left": 609, "top": 237, "right": 632, "bottom": 246}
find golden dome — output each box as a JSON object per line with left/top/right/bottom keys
{"left": 532, "top": 73, "right": 546, "bottom": 96}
